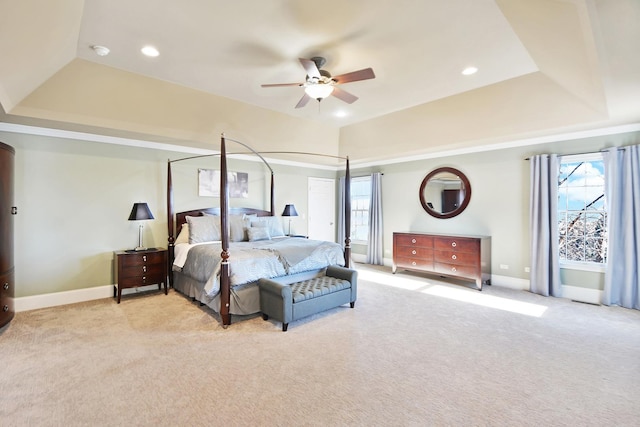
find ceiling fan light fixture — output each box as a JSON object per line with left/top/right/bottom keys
{"left": 305, "top": 84, "right": 334, "bottom": 100}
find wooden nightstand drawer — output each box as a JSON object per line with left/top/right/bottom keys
{"left": 118, "top": 251, "right": 165, "bottom": 267}
{"left": 121, "top": 263, "right": 166, "bottom": 278}
{"left": 119, "top": 274, "right": 165, "bottom": 287}
{"left": 114, "top": 248, "right": 168, "bottom": 303}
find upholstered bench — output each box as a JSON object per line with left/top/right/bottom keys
{"left": 258, "top": 265, "right": 357, "bottom": 331}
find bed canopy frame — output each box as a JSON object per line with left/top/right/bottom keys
{"left": 167, "top": 134, "right": 351, "bottom": 327}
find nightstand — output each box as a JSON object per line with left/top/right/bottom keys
{"left": 114, "top": 248, "right": 168, "bottom": 303}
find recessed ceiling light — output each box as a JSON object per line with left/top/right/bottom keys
{"left": 462, "top": 66, "right": 478, "bottom": 76}
{"left": 141, "top": 46, "right": 159, "bottom": 57}
{"left": 91, "top": 45, "right": 110, "bottom": 56}
{"left": 335, "top": 110, "right": 348, "bottom": 118}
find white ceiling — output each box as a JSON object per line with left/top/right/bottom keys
{"left": 74, "top": 0, "right": 538, "bottom": 126}
{"left": 1, "top": 0, "right": 639, "bottom": 162}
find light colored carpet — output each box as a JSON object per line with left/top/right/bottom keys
{"left": 1, "top": 264, "right": 639, "bottom": 426}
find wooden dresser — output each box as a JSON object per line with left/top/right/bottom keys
{"left": 393, "top": 232, "right": 491, "bottom": 290}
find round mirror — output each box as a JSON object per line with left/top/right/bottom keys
{"left": 419, "top": 167, "right": 471, "bottom": 219}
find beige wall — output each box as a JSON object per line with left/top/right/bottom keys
{"left": 1, "top": 131, "right": 335, "bottom": 298}
{"left": 348, "top": 129, "right": 640, "bottom": 289}
{"left": 2, "top": 127, "right": 638, "bottom": 299}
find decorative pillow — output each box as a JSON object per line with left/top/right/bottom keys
{"left": 247, "top": 227, "right": 271, "bottom": 242}
{"left": 229, "top": 214, "right": 246, "bottom": 242}
{"left": 250, "top": 216, "right": 285, "bottom": 238}
{"left": 175, "top": 223, "right": 189, "bottom": 244}
{"left": 242, "top": 213, "right": 257, "bottom": 240}
{"left": 186, "top": 215, "right": 221, "bottom": 243}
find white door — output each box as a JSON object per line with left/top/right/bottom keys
{"left": 308, "top": 177, "right": 336, "bottom": 241}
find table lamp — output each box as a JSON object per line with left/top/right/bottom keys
{"left": 128, "top": 202, "right": 154, "bottom": 251}
{"left": 281, "top": 204, "right": 298, "bottom": 236}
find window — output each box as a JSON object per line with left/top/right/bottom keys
{"left": 350, "top": 176, "right": 371, "bottom": 243}
{"left": 558, "top": 154, "right": 607, "bottom": 264}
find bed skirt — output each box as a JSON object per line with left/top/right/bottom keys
{"left": 172, "top": 268, "right": 328, "bottom": 316}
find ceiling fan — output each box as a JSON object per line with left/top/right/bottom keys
{"left": 261, "top": 57, "right": 375, "bottom": 109}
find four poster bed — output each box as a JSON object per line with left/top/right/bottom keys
{"left": 166, "top": 135, "right": 351, "bottom": 327}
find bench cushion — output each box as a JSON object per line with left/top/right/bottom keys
{"left": 291, "top": 276, "right": 352, "bottom": 303}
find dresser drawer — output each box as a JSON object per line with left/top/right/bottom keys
{"left": 433, "top": 262, "right": 478, "bottom": 279}
{"left": 395, "top": 257, "right": 434, "bottom": 270}
{"left": 395, "top": 234, "right": 433, "bottom": 247}
{"left": 395, "top": 246, "right": 433, "bottom": 259}
{"left": 434, "top": 250, "right": 478, "bottom": 266}
{"left": 118, "top": 251, "right": 165, "bottom": 267}
{"left": 433, "top": 236, "right": 478, "bottom": 253}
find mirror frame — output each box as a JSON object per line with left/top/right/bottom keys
{"left": 419, "top": 167, "right": 472, "bottom": 219}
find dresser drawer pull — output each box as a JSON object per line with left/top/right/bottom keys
{"left": 142, "top": 266, "right": 147, "bottom": 273}
{"left": 411, "top": 239, "right": 416, "bottom": 244}
{"left": 451, "top": 242, "right": 457, "bottom": 248}
{"left": 142, "top": 276, "right": 146, "bottom": 281}
{"left": 143, "top": 255, "right": 147, "bottom": 262}
{"left": 412, "top": 261, "right": 417, "bottom": 266}
{"left": 2, "top": 305, "right": 8, "bottom": 312}
{"left": 451, "top": 267, "right": 457, "bottom": 272}
{"left": 3, "top": 282, "right": 8, "bottom": 290}
{"left": 412, "top": 250, "right": 417, "bottom": 255}
{"left": 451, "top": 254, "right": 457, "bottom": 260}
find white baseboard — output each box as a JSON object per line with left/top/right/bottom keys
{"left": 490, "top": 274, "right": 530, "bottom": 290}
{"left": 14, "top": 277, "right": 603, "bottom": 313}
{"left": 350, "top": 253, "right": 367, "bottom": 264}
{"left": 15, "top": 284, "right": 162, "bottom": 312}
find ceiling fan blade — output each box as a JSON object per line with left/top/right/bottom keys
{"left": 332, "top": 67, "right": 375, "bottom": 84}
{"left": 331, "top": 87, "right": 358, "bottom": 104}
{"left": 295, "top": 93, "right": 312, "bottom": 109}
{"left": 299, "top": 58, "right": 321, "bottom": 79}
{"left": 261, "top": 82, "right": 304, "bottom": 87}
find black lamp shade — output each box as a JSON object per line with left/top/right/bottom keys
{"left": 128, "top": 203, "right": 154, "bottom": 221}
{"left": 282, "top": 204, "right": 298, "bottom": 217}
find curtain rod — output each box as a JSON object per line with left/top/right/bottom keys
{"left": 351, "top": 173, "right": 384, "bottom": 178}
{"left": 524, "top": 147, "right": 624, "bottom": 160}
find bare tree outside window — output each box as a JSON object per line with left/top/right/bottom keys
{"left": 558, "top": 155, "right": 607, "bottom": 264}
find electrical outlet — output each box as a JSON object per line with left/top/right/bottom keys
{"left": 499, "top": 264, "right": 509, "bottom": 270}
{"left": 525, "top": 267, "right": 530, "bottom": 273}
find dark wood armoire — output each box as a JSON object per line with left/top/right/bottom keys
{"left": 0, "top": 141, "right": 15, "bottom": 327}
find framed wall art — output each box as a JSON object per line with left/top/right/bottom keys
{"left": 198, "top": 169, "right": 248, "bottom": 198}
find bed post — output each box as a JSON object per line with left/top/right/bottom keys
{"left": 344, "top": 156, "right": 351, "bottom": 268}
{"left": 270, "top": 172, "right": 275, "bottom": 216}
{"left": 219, "top": 135, "right": 231, "bottom": 328}
{"left": 167, "top": 160, "right": 175, "bottom": 287}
